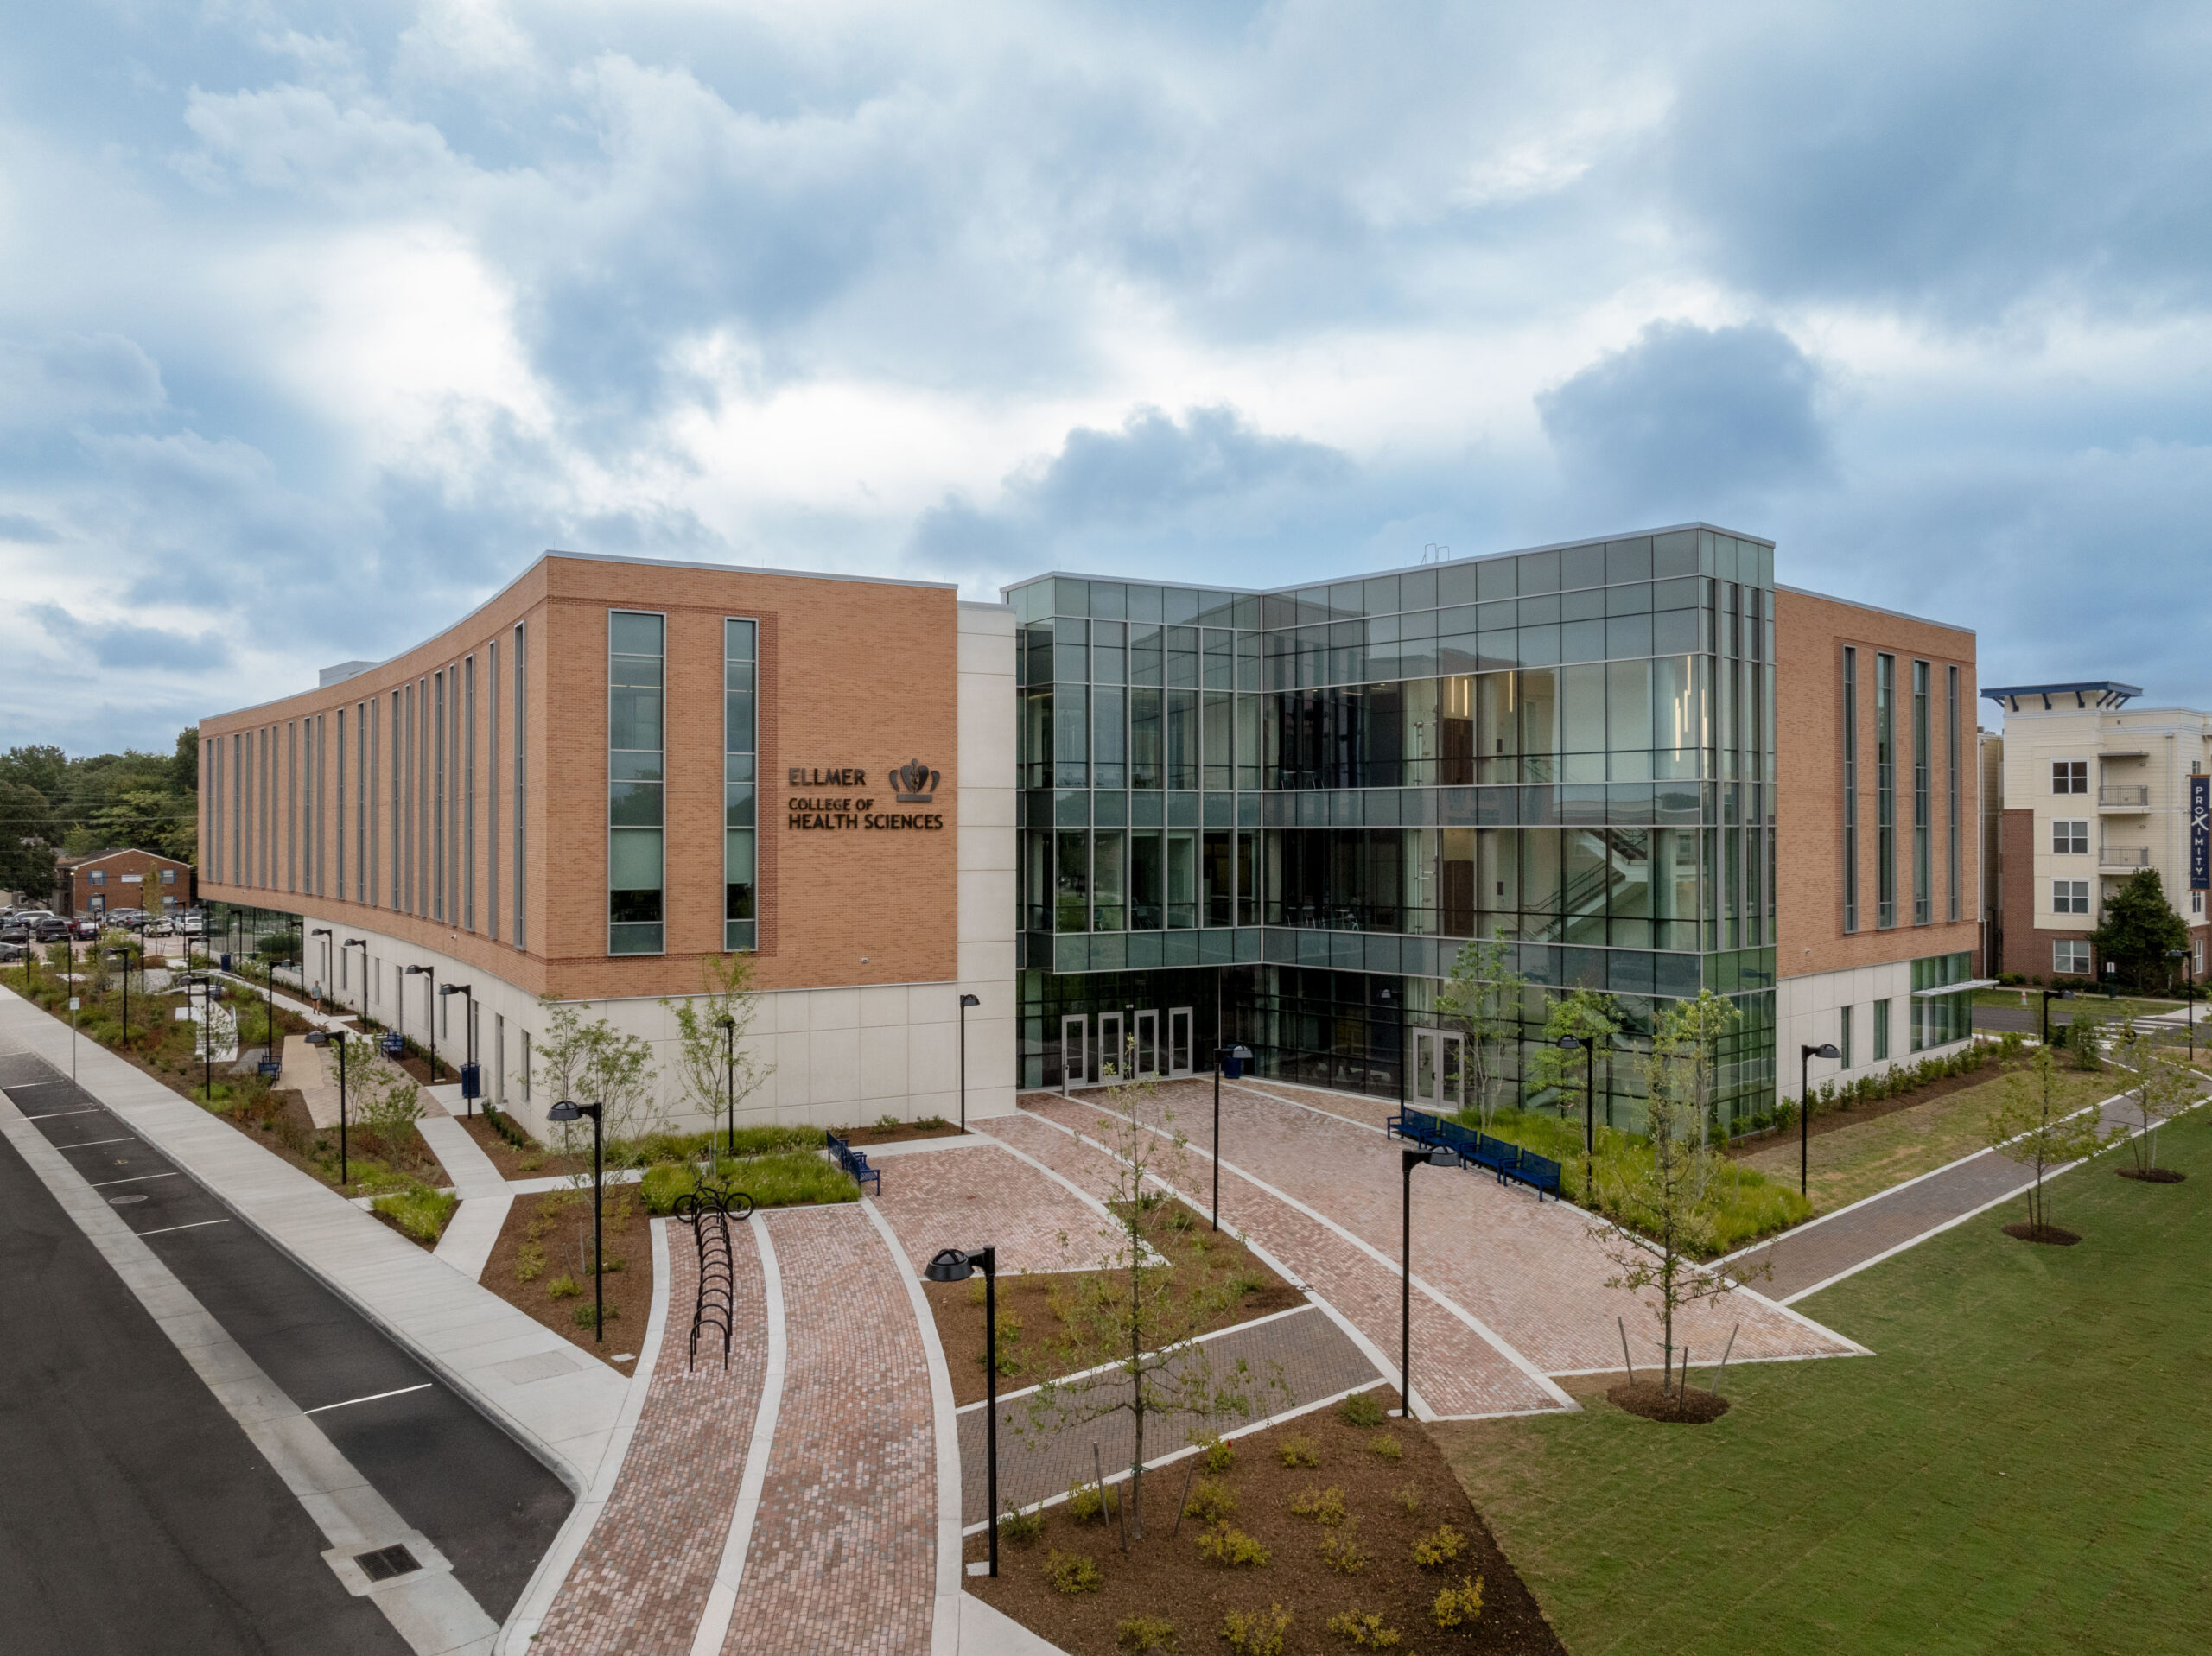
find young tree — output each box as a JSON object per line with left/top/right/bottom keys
{"left": 2111, "top": 1027, "right": 2197, "bottom": 1177}
{"left": 1985, "top": 1045, "right": 2108, "bottom": 1239}
{"left": 1022, "top": 1074, "right": 1283, "bottom": 1540}
{"left": 1586, "top": 1012, "right": 1758, "bottom": 1396}
{"left": 661, "top": 952, "right": 774, "bottom": 1151}
{"left": 1656, "top": 987, "right": 1742, "bottom": 1145}
{"left": 533, "top": 998, "right": 662, "bottom": 1146}
{"left": 2066, "top": 1010, "right": 2105, "bottom": 1072}
{"left": 1436, "top": 930, "right": 1529, "bottom": 1127}
{"left": 2091, "top": 867, "right": 2190, "bottom": 991}
{"left": 1524, "top": 987, "right": 1621, "bottom": 1126}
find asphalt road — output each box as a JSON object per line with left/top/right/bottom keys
{"left": 0, "top": 1047, "right": 572, "bottom": 1655}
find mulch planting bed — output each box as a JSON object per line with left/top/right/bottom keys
{"left": 458, "top": 1111, "right": 571, "bottom": 1180}
{"left": 1724, "top": 1057, "right": 2022, "bottom": 1154}
{"left": 834, "top": 1120, "right": 966, "bottom": 1147}
{"left": 482, "top": 1186, "right": 655, "bottom": 1367}
{"left": 925, "top": 1203, "right": 1305, "bottom": 1408}
{"left": 2003, "top": 1221, "right": 2082, "bottom": 1245}
{"left": 1605, "top": 1380, "right": 1730, "bottom": 1424}
{"left": 965, "top": 1386, "right": 1564, "bottom": 1656}
{"left": 2119, "top": 1167, "right": 2187, "bottom": 1183}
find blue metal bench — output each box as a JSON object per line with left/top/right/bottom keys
{"left": 825, "top": 1133, "right": 882, "bottom": 1197}
{"left": 1388, "top": 1113, "right": 1559, "bottom": 1202}
{"left": 1503, "top": 1149, "right": 1561, "bottom": 1202}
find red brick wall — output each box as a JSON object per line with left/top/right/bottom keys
{"left": 63, "top": 849, "right": 194, "bottom": 916}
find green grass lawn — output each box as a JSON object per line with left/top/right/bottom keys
{"left": 1734, "top": 1065, "right": 2120, "bottom": 1215}
{"left": 1439, "top": 1111, "right": 2212, "bottom": 1655}
{"left": 1974, "top": 987, "right": 2190, "bottom": 1023}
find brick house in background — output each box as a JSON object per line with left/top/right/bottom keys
{"left": 56, "top": 847, "right": 197, "bottom": 918}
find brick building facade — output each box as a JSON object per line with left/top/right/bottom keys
{"left": 58, "top": 847, "right": 196, "bottom": 918}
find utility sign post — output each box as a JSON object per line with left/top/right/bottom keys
{"left": 2190, "top": 775, "right": 2209, "bottom": 891}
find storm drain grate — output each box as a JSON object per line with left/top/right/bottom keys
{"left": 354, "top": 1545, "right": 421, "bottom": 1583}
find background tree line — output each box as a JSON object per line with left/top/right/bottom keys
{"left": 0, "top": 729, "right": 199, "bottom": 898}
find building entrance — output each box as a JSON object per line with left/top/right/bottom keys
{"left": 1061, "top": 1006, "right": 1200, "bottom": 1088}
{"left": 1411, "top": 1029, "right": 1463, "bottom": 1113}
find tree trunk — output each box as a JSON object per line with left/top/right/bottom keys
{"left": 1128, "top": 1342, "right": 1145, "bottom": 1539}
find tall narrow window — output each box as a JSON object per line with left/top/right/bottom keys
{"left": 433, "top": 669, "right": 447, "bottom": 922}
{"left": 608, "top": 611, "right": 665, "bottom": 954}
{"left": 448, "top": 662, "right": 461, "bottom": 926}
{"left": 1839, "top": 1004, "right": 1854, "bottom": 1069}
{"left": 513, "top": 623, "right": 527, "bottom": 950}
{"left": 337, "top": 708, "right": 347, "bottom": 898}
{"left": 465, "top": 655, "right": 476, "bottom": 931}
{"left": 725, "top": 618, "right": 759, "bottom": 950}
{"left": 417, "top": 677, "right": 430, "bottom": 917}
{"left": 1872, "top": 998, "right": 1891, "bottom": 1062}
{"left": 391, "top": 690, "right": 404, "bottom": 907}
{"left": 1912, "top": 659, "right": 1930, "bottom": 925}
{"left": 231, "top": 733, "right": 241, "bottom": 885}
{"left": 1842, "top": 648, "right": 1858, "bottom": 933}
{"left": 1876, "top": 652, "right": 1896, "bottom": 928}
{"left": 288, "top": 720, "right": 297, "bottom": 893}
{"left": 488, "top": 640, "right": 500, "bottom": 940}
{"left": 1947, "top": 663, "right": 1961, "bottom": 923}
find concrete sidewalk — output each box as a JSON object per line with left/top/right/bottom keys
{"left": 0, "top": 985, "right": 628, "bottom": 1499}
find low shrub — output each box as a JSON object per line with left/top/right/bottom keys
{"left": 573, "top": 1301, "right": 615, "bottom": 1329}
{"left": 997, "top": 1503, "right": 1044, "bottom": 1545}
{"left": 371, "top": 1183, "right": 458, "bottom": 1244}
{"left": 1392, "top": 1484, "right": 1421, "bottom": 1514}
{"left": 1320, "top": 1516, "right": 1369, "bottom": 1575}
{"left": 1287, "top": 1484, "right": 1346, "bottom": 1527}
{"left": 1364, "top": 1432, "right": 1402, "bottom": 1462}
{"left": 1410, "top": 1524, "right": 1466, "bottom": 1569}
{"left": 1065, "top": 1479, "right": 1115, "bottom": 1524}
{"left": 1044, "top": 1550, "right": 1101, "bottom": 1595}
{"left": 547, "top": 1274, "right": 582, "bottom": 1299}
{"left": 1324, "top": 1609, "right": 1401, "bottom": 1648}
{"left": 1115, "top": 1614, "right": 1176, "bottom": 1653}
{"left": 515, "top": 1240, "right": 546, "bottom": 1284}
{"left": 481, "top": 1101, "right": 532, "bottom": 1150}
{"left": 1219, "top": 1603, "right": 1292, "bottom": 1656}
{"left": 1432, "top": 1574, "right": 1484, "bottom": 1630}
{"left": 1339, "top": 1390, "right": 1387, "bottom": 1429}
{"left": 1277, "top": 1432, "right": 1321, "bottom": 1469}
{"left": 1182, "top": 1477, "right": 1236, "bottom": 1526}
{"left": 639, "top": 1151, "right": 858, "bottom": 1215}
{"left": 1193, "top": 1431, "right": 1235, "bottom": 1474}
{"left": 1195, "top": 1525, "right": 1270, "bottom": 1568}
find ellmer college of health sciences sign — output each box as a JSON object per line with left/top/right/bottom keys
{"left": 786, "top": 760, "right": 947, "bottom": 832}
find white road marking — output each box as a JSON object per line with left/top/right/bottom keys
{"left": 89, "top": 1171, "right": 178, "bottom": 1188}
{"left": 136, "top": 1219, "right": 232, "bottom": 1237}
{"left": 304, "top": 1383, "right": 434, "bottom": 1416}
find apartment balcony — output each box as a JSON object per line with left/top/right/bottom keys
{"left": 2099, "top": 844, "right": 2152, "bottom": 868}
{"left": 2098, "top": 784, "right": 2151, "bottom": 809}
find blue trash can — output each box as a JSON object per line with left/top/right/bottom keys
{"left": 460, "top": 1062, "right": 481, "bottom": 1100}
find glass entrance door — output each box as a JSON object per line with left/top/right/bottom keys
{"left": 1167, "top": 1007, "right": 1194, "bottom": 1077}
{"left": 1412, "top": 1030, "right": 1464, "bottom": 1112}
{"left": 1061, "top": 1014, "right": 1089, "bottom": 1094}
{"left": 1133, "top": 1009, "right": 1160, "bottom": 1080}
{"left": 1097, "top": 1011, "right": 1125, "bottom": 1083}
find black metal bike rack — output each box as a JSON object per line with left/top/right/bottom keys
{"left": 675, "top": 1184, "right": 755, "bottom": 1372}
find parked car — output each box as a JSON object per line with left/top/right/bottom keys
{"left": 0, "top": 923, "right": 27, "bottom": 946}
{"left": 31, "top": 917, "right": 71, "bottom": 942}
{"left": 180, "top": 911, "right": 206, "bottom": 936}
{"left": 0, "top": 941, "right": 26, "bottom": 963}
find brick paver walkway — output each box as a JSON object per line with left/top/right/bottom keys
{"left": 869, "top": 1139, "right": 1118, "bottom": 1276}
{"left": 962, "top": 1304, "right": 1380, "bottom": 1524}
{"left": 534, "top": 1218, "right": 770, "bottom": 1655}
{"left": 721, "top": 1205, "right": 937, "bottom": 1656}
{"left": 981, "top": 1106, "right": 1559, "bottom": 1418}
{"left": 1033, "top": 1081, "right": 1853, "bottom": 1381}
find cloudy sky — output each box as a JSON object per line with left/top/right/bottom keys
{"left": 3, "top": 1, "right": 2208, "bottom": 752}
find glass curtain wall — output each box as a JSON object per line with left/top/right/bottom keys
{"left": 724, "top": 619, "right": 759, "bottom": 950}
{"left": 608, "top": 611, "right": 665, "bottom": 955}
{"left": 1008, "top": 527, "right": 1780, "bottom": 1126}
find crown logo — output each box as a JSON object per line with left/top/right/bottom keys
{"left": 891, "top": 758, "right": 940, "bottom": 803}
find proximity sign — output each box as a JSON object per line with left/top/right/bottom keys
{"left": 2191, "top": 774, "right": 2209, "bottom": 891}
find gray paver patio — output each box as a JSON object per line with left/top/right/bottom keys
{"left": 870, "top": 1137, "right": 1120, "bottom": 1277}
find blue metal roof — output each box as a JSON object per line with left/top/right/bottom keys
{"left": 1981, "top": 682, "right": 2143, "bottom": 710}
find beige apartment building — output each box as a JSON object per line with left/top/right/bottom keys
{"left": 1984, "top": 682, "right": 2212, "bottom": 981}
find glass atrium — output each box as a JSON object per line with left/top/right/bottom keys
{"left": 1006, "top": 524, "right": 1779, "bottom": 1130}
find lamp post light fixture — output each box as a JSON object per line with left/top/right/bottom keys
{"left": 440, "top": 983, "right": 477, "bottom": 1114}
{"left": 2168, "top": 947, "right": 2195, "bottom": 1060}
{"left": 404, "top": 963, "right": 438, "bottom": 1078}
{"left": 1556, "top": 1033, "right": 1598, "bottom": 1192}
{"left": 181, "top": 973, "right": 222, "bottom": 1104}
{"left": 923, "top": 1245, "right": 1001, "bottom": 1577}
{"left": 1797, "top": 1043, "right": 1840, "bottom": 1197}
{"left": 1399, "top": 1143, "right": 1461, "bottom": 1419}
{"left": 305, "top": 1029, "right": 351, "bottom": 1185}
{"left": 342, "top": 937, "right": 368, "bottom": 1025}
{"left": 2040, "top": 987, "right": 2076, "bottom": 1048}
{"left": 958, "top": 993, "right": 981, "bottom": 1133}
{"left": 1210, "top": 1044, "right": 1253, "bottom": 1231}
{"left": 548, "top": 1100, "right": 607, "bottom": 1342}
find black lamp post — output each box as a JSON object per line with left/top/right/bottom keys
{"left": 306, "top": 1028, "right": 351, "bottom": 1185}
{"left": 716, "top": 1013, "right": 736, "bottom": 1160}
{"left": 105, "top": 947, "right": 131, "bottom": 1044}
{"left": 441, "top": 983, "right": 476, "bottom": 1113}
{"left": 1211, "top": 1043, "right": 1252, "bottom": 1231}
{"left": 1556, "top": 1033, "right": 1597, "bottom": 1193}
{"left": 2040, "top": 987, "right": 2076, "bottom": 1047}
{"left": 265, "top": 959, "right": 295, "bottom": 1067}
{"left": 1399, "top": 1142, "right": 1461, "bottom": 1419}
{"left": 1797, "top": 1042, "right": 1840, "bottom": 1197}
{"left": 958, "top": 993, "right": 981, "bottom": 1133}
{"left": 2169, "top": 947, "right": 2194, "bottom": 1059}
{"left": 404, "top": 963, "right": 438, "bottom": 1078}
{"left": 182, "top": 973, "right": 220, "bottom": 1103}
{"left": 924, "top": 1245, "right": 1000, "bottom": 1576}
{"left": 308, "top": 927, "right": 332, "bottom": 1008}
{"left": 343, "top": 937, "right": 367, "bottom": 1025}
{"left": 549, "top": 1099, "right": 606, "bottom": 1342}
